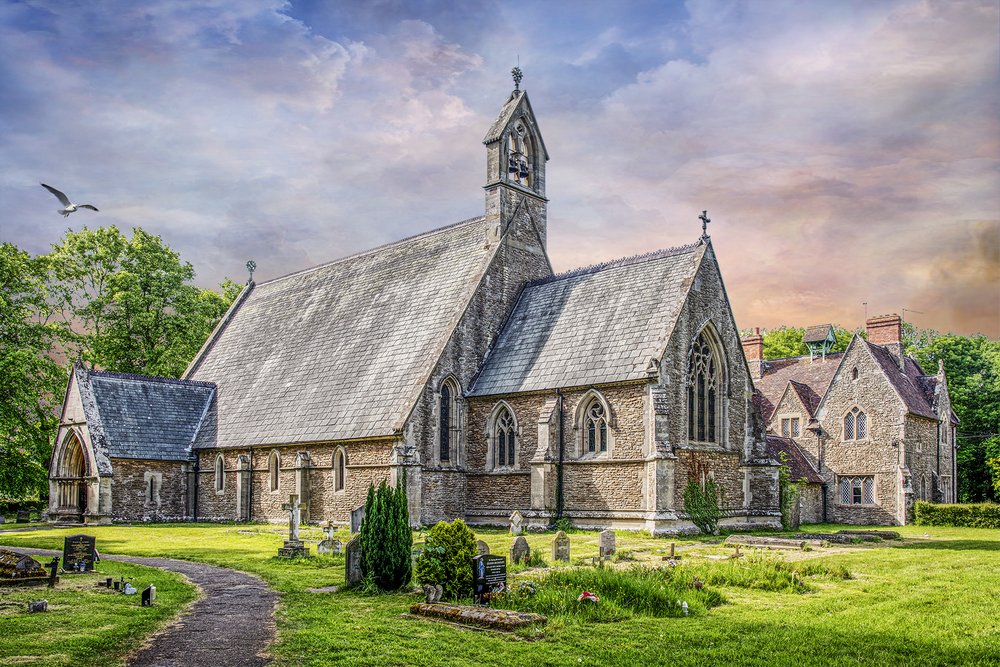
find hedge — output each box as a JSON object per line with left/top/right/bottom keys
{"left": 913, "top": 501, "right": 1000, "bottom": 529}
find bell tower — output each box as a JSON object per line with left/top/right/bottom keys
{"left": 483, "top": 67, "right": 549, "bottom": 247}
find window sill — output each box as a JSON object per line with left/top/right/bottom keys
{"left": 836, "top": 503, "right": 879, "bottom": 508}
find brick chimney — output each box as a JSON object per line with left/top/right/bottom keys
{"left": 866, "top": 314, "right": 904, "bottom": 369}
{"left": 742, "top": 327, "right": 765, "bottom": 381}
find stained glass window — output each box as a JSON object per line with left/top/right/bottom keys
{"left": 688, "top": 333, "right": 721, "bottom": 443}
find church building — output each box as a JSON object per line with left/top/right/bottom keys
{"left": 48, "top": 79, "right": 781, "bottom": 534}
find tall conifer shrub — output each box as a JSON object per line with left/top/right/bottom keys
{"left": 359, "top": 473, "right": 412, "bottom": 590}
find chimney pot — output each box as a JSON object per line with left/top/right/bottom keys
{"left": 866, "top": 314, "right": 902, "bottom": 346}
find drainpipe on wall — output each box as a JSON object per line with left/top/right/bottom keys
{"left": 555, "top": 389, "right": 565, "bottom": 521}
{"left": 192, "top": 456, "right": 200, "bottom": 522}
{"left": 936, "top": 420, "right": 941, "bottom": 477}
{"left": 247, "top": 448, "right": 254, "bottom": 522}
{"left": 821, "top": 483, "right": 828, "bottom": 523}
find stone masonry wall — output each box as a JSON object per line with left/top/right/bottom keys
{"left": 904, "top": 415, "right": 944, "bottom": 503}
{"left": 110, "top": 458, "right": 188, "bottom": 522}
{"left": 672, "top": 450, "right": 746, "bottom": 512}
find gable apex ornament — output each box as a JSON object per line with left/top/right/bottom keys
{"left": 699, "top": 210, "right": 711, "bottom": 241}
{"left": 511, "top": 65, "right": 523, "bottom": 91}
{"left": 246, "top": 259, "right": 256, "bottom": 284}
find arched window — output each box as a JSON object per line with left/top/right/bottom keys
{"left": 844, "top": 407, "right": 867, "bottom": 440}
{"left": 215, "top": 454, "right": 225, "bottom": 493}
{"left": 438, "top": 377, "right": 460, "bottom": 464}
{"left": 268, "top": 451, "right": 280, "bottom": 492}
{"left": 492, "top": 405, "right": 517, "bottom": 469}
{"left": 584, "top": 399, "right": 609, "bottom": 454}
{"left": 851, "top": 367, "right": 859, "bottom": 381}
{"left": 334, "top": 448, "right": 347, "bottom": 493}
{"left": 507, "top": 121, "right": 532, "bottom": 187}
{"left": 688, "top": 331, "right": 723, "bottom": 443}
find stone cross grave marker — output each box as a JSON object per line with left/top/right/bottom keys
{"left": 599, "top": 529, "right": 616, "bottom": 558}
{"left": 509, "top": 510, "right": 524, "bottom": 536}
{"left": 317, "top": 522, "right": 338, "bottom": 555}
{"left": 277, "top": 495, "right": 309, "bottom": 558}
{"left": 344, "top": 535, "right": 363, "bottom": 586}
{"left": 62, "top": 535, "right": 97, "bottom": 572}
{"left": 510, "top": 536, "right": 530, "bottom": 564}
{"left": 350, "top": 504, "right": 366, "bottom": 534}
{"left": 476, "top": 539, "right": 490, "bottom": 556}
{"left": 552, "top": 531, "right": 570, "bottom": 562}
{"left": 472, "top": 554, "right": 507, "bottom": 604}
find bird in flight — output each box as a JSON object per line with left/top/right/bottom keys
{"left": 40, "top": 183, "right": 99, "bottom": 217}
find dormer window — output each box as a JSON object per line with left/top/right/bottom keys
{"left": 781, "top": 417, "right": 801, "bottom": 438}
{"left": 507, "top": 122, "right": 531, "bottom": 187}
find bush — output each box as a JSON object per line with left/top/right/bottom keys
{"left": 914, "top": 501, "right": 1000, "bottom": 529}
{"left": 414, "top": 519, "right": 477, "bottom": 600}
{"left": 684, "top": 480, "right": 722, "bottom": 535}
{"left": 358, "top": 472, "right": 413, "bottom": 591}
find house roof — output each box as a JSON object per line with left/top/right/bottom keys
{"left": 755, "top": 353, "right": 843, "bottom": 422}
{"left": 766, "top": 436, "right": 824, "bottom": 484}
{"left": 864, "top": 340, "right": 937, "bottom": 420}
{"left": 79, "top": 367, "right": 214, "bottom": 461}
{"left": 185, "top": 216, "right": 500, "bottom": 448}
{"left": 482, "top": 90, "right": 550, "bottom": 159}
{"left": 804, "top": 324, "right": 834, "bottom": 344}
{"left": 469, "top": 241, "right": 703, "bottom": 396}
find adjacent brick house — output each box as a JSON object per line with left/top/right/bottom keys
{"left": 745, "top": 315, "right": 958, "bottom": 526}
{"left": 48, "top": 84, "right": 781, "bottom": 533}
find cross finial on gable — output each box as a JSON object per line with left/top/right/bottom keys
{"left": 511, "top": 65, "right": 523, "bottom": 91}
{"left": 699, "top": 210, "right": 711, "bottom": 240}
{"left": 246, "top": 259, "right": 257, "bottom": 284}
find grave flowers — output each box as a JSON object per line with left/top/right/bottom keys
{"left": 577, "top": 590, "right": 600, "bottom": 604}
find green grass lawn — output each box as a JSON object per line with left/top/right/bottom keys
{"left": 0, "top": 559, "right": 197, "bottom": 667}
{"left": 1, "top": 523, "right": 999, "bottom": 666}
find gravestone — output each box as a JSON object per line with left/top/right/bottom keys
{"left": 509, "top": 510, "right": 524, "bottom": 536}
{"left": 0, "top": 549, "right": 48, "bottom": 585}
{"left": 510, "top": 536, "right": 530, "bottom": 564}
{"left": 472, "top": 554, "right": 507, "bottom": 604}
{"left": 599, "top": 529, "right": 616, "bottom": 557}
{"left": 350, "top": 504, "right": 366, "bottom": 534}
{"left": 476, "top": 540, "right": 490, "bottom": 556}
{"left": 62, "top": 534, "right": 97, "bottom": 572}
{"left": 28, "top": 600, "right": 47, "bottom": 613}
{"left": 46, "top": 558, "right": 59, "bottom": 587}
{"left": 317, "top": 523, "right": 339, "bottom": 555}
{"left": 141, "top": 585, "right": 156, "bottom": 607}
{"left": 552, "top": 531, "right": 570, "bottom": 562}
{"left": 277, "top": 494, "right": 309, "bottom": 558}
{"left": 344, "top": 535, "right": 363, "bottom": 586}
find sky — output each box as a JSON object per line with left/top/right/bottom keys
{"left": 1, "top": 0, "right": 998, "bottom": 337}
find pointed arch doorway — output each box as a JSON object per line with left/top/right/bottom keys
{"left": 53, "top": 433, "right": 89, "bottom": 520}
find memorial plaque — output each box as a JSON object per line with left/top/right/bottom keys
{"left": 472, "top": 554, "right": 507, "bottom": 604}
{"left": 62, "top": 535, "right": 97, "bottom": 572}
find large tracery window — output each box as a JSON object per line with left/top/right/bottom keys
{"left": 507, "top": 121, "right": 532, "bottom": 187}
{"left": 688, "top": 332, "right": 722, "bottom": 443}
{"left": 493, "top": 406, "right": 517, "bottom": 469}
{"left": 585, "top": 400, "right": 609, "bottom": 454}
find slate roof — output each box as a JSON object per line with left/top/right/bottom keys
{"left": 766, "top": 436, "right": 823, "bottom": 484}
{"left": 186, "top": 217, "right": 499, "bottom": 448}
{"left": 482, "top": 90, "right": 549, "bottom": 159}
{"left": 804, "top": 324, "right": 834, "bottom": 343}
{"left": 755, "top": 353, "right": 843, "bottom": 422}
{"left": 469, "top": 242, "right": 703, "bottom": 396}
{"left": 864, "top": 341, "right": 937, "bottom": 420}
{"left": 80, "top": 367, "right": 214, "bottom": 461}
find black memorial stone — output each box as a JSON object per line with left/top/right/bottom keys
{"left": 472, "top": 554, "right": 507, "bottom": 604}
{"left": 141, "top": 585, "right": 156, "bottom": 607}
{"left": 62, "top": 534, "right": 97, "bottom": 572}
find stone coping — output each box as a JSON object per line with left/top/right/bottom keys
{"left": 409, "top": 603, "right": 546, "bottom": 630}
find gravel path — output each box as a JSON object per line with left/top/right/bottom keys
{"left": 14, "top": 548, "right": 278, "bottom": 667}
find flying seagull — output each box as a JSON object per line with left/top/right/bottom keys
{"left": 40, "top": 183, "right": 99, "bottom": 217}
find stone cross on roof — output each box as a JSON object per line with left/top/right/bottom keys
{"left": 511, "top": 66, "right": 523, "bottom": 91}
{"left": 699, "top": 210, "right": 711, "bottom": 240}
{"left": 246, "top": 259, "right": 256, "bottom": 284}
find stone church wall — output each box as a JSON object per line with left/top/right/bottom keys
{"left": 904, "top": 415, "right": 944, "bottom": 503}
{"left": 110, "top": 458, "right": 188, "bottom": 522}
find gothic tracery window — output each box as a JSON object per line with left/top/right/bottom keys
{"left": 688, "top": 332, "right": 722, "bottom": 443}
{"left": 493, "top": 406, "right": 517, "bottom": 469}
{"left": 844, "top": 407, "right": 867, "bottom": 440}
{"left": 584, "top": 400, "right": 609, "bottom": 454}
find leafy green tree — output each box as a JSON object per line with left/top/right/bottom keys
{"left": 0, "top": 243, "right": 65, "bottom": 500}
{"left": 755, "top": 325, "right": 856, "bottom": 360}
{"left": 911, "top": 334, "right": 1000, "bottom": 502}
{"left": 47, "top": 226, "right": 239, "bottom": 377}
{"left": 683, "top": 479, "right": 722, "bottom": 535}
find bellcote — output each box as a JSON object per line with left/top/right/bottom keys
{"left": 483, "top": 83, "right": 549, "bottom": 247}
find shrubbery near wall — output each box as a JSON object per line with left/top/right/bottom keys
{"left": 914, "top": 501, "right": 1000, "bottom": 529}
{"left": 358, "top": 472, "right": 413, "bottom": 591}
{"left": 414, "top": 519, "right": 477, "bottom": 600}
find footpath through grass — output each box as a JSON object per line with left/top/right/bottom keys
{"left": 1, "top": 523, "right": 999, "bottom": 666}
{"left": 0, "top": 559, "right": 197, "bottom": 667}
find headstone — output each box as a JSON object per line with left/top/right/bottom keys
{"left": 350, "top": 504, "right": 366, "bottom": 534}
{"left": 599, "top": 529, "right": 616, "bottom": 556}
{"left": 509, "top": 510, "right": 524, "bottom": 536}
{"left": 0, "top": 549, "right": 48, "bottom": 583}
{"left": 277, "top": 494, "right": 309, "bottom": 558}
{"left": 344, "top": 535, "right": 363, "bottom": 586}
{"left": 141, "top": 585, "right": 156, "bottom": 606}
{"left": 28, "top": 600, "right": 47, "bottom": 613}
{"left": 472, "top": 554, "right": 507, "bottom": 604}
{"left": 476, "top": 540, "right": 490, "bottom": 556}
{"left": 62, "top": 534, "right": 97, "bottom": 572}
{"left": 510, "top": 536, "right": 530, "bottom": 564}
{"left": 46, "top": 558, "right": 59, "bottom": 587}
{"left": 423, "top": 584, "right": 443, "bottom": 603}
{"left": 552, "top": 531, "right": 570, "bottom": 562}
{"left": 16, "top": 510, "right": 30, "bottom": 523}
{"left": 317, "top": 523, "right": 343, "bottom": 556}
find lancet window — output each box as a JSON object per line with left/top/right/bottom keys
{"left": 688, "top": 332, "right": 722, "bottom": 443}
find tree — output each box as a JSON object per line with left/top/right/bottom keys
{"left": 358, "top": 476, "right": 412, "bottom": 591}
{"left": 0, "top": 243, "right": 65, "bottom": 500}
{"left": 683, "top": 479, "right": 722, "bottom": 535}
{"left": 47, "top": 226, "right": 239, "bottom": 377}
{"left": 910, "top": 334, "right": 1000, "bottom": 502}
{"left": 756, "top": 325, "right": 856, "bottom": 360}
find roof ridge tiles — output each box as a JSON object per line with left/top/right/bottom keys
{"left": 90, "top": 369, "right": 216, "bottom": 389}
{"left": 256, "top": 215, "right": 486, "bottom": 287}
{"left": 528, "top": 240, "right": 702, "bottom": 287}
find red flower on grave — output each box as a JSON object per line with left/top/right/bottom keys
{"left": 578, "top": 591, "right": 600, "bottom": 603}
